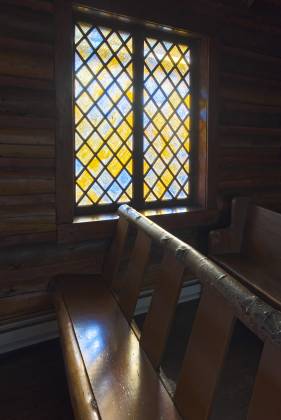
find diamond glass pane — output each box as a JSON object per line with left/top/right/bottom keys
{"left": 75, "top": 23, "right": 133, "bottom": 206}
{"left": 143, "top": 38, "right": 191, "bottom": 202}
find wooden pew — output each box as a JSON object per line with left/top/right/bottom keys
{"left": 53, "top": 205, "right": 281, "bottom": 420}
{"left": 209, "top": 197, "right": 281, "bottom": 309}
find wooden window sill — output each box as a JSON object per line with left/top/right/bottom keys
{"left": 57, "top": 207, "right": 219, "bottom": 243}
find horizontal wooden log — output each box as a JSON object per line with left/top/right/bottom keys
{"left": 0, "top": 144, "right": 54, "bottom": 159}
{"left": 219, "top": 178, "right": 281, "bottom": 192}
{"left": 0, "top": 75, "right": 54, "bottom": 91}
{"left": 3, "top": 0, "right": 54, "bottom": 14}
{"left": 0, "top": 128, "right": 54, "bottom": 145}
{"left": 0, "top": 87, "right": 55, "bottom": 118}
{"left": 0, "top": 177, "right": 55, "bottom": 195}
{"left": 220, "top": 167, "right": 281, "bottom": 182}
{"left": 220, "top": 46, "right": 281, "bottom": 81}
{"left": 0, "top": 231, "right": 56, "bottom": 248}
{"left": 220, "top": 146, "right": 281, "bottom": 163}
{"left": 0, "top": 5, "right": 54, "bottom": 43}
{"left": 0, "top": 49, "right": 53, "bottom": 81}
{"left": 0, "top": 216, "right": 55, "bottom": 234}
{"left": 219, "top": 126, "right": 281, "bottom": 137}
{"left": 0, "top": 116, "right": 54, "bottom": 129}
{"left": 0, "top": 203, "right": 55, "bottom": 218}
{"left": 0, "top": 159, "right": 54, "bottom": 174}
{"left": 221, "top": 80, "right": 281, "bottom": 107}
{"left": 0, "top": 291, "right": 52, "bottom": 324}
{"left": 221, "top": 71, "right": 281, "bottom": 90}
{"left": 0, "top": 193, "right": 55, "bottom": 206}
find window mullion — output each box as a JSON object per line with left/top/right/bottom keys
{"left": 132, "top": 31, "right": 144, "bottom": 209}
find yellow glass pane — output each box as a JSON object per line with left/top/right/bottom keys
{"left": 126, "top": 111, "right": 133, "bottom": 127}
{"left": 184, "top": 94, "right": 191, "bottom": 109}
{"left": 118, "top": 146, "right": 131, "bottom": 165}
{"left": 169, "top": 91, "right": 181, "bottom": 108}
{"left": 76, "top": 185, "right": 83, "bottom": 201}
{"left": 153, "top": 112, "right": 165, "bottom": 130}
{"left": 107, "top": 159, "right": 122, "bottom": 177}
{"left": 126, "top": 88, "right": 133, "bottom": 103}
{"left": 87, "top": 133, "right": 103, "bottom": 153}
{"left": 107, "top": 133, "right": 122, "bottom": 152}
{"left": 162, "top": 169, "right": 173, "bottom": 187}
{"left": 154, "top": 180, "right": 165, "bottom": 198}
{"left": 77, "top": 170, "right": 93, "bottom": 190}
{"left": 77, "top": 144, "right": 93, "bottom": 165}
{"left": 170, "top": 45, "right": 181, "bottom": 64}
{"left": 76, "top": 92, "right": 92, "bottom": 113}
{"left": 117, "top": 121, "right": 131, "bottom": 140}
{"left": 87, "top": 188, "right": 99, "bottom": 203}
{"left": 75, "top": 105, "right": 83, "bottom": 124}
{"left": 143, "top": 160, "right": 149, "bottom": 175}
{"left": 76, "top": 66, "right": 93, "bottom": 86}
{"left": 87, "top": 158, "right": 103, "bottom": 177}
{"left": 97, "top": 43, "right": 112, "bottom": 63}
{"left": 126, "top": 159, "right": 133, "bottom": 174}
{"left": 143, "top": 183, "right": 149, "bottom": 197}
{"left": 77, "top": 39, "right": 93, "bottom": 60}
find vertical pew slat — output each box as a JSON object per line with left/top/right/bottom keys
{"left": 140, "top": 250, "right": 185, "bottom": 369}
{"left": 118, "top": 229, "right": 151, "bottom": 321}
{"left": 247, "top": 339, "right": 281, "bottom": 420}
{"left": 174, "top": 286, "right": 235, "bottom": 420}
{"left": 104, "top": 216, "right": 129, "bottom": 288}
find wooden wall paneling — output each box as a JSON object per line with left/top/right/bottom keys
{"left": 55, "top": 0, "right": 74, "bottom": 224}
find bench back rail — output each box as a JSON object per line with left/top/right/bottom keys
{"left": 100, "top": 204, "right": 281, "bottom": 420}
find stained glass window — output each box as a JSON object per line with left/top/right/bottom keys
{"left": 75, "top": 23, "right": 133, "bottom": 206}
{"left": 74, "top": 21, "right": 192, "bottom": 210}
{"left": 143, "top": 38, "right": 191, "bottom": 202}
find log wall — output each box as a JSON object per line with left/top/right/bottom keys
{"left": 0, "top": 0, "right": 281, "bottom": 322}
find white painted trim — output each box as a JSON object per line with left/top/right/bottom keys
{"left": 0, "top": 281, "right": 201, "bottom": 354}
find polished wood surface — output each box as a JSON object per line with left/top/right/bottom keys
{"left": 104, "top": 216, "right": 129, "bottom": 288}
{"left": 58, "top": 276, "right": 181, "bottom": 420}
{"left": 118, "top": 230, "right": 151, "bottom": 321}
{"left": 174, "top": 287, "right": 235, "bottom": 420}
{"left": 247, "top": 339, "right": 281, "bottom": 420}
{"left": 209, "top": 198, "right": 281, "bottom": 309}
{"left": 54, "top": 290, "right": 100, "bottom": 420}
{"left": 140, "top": 250, "right": 185, "bottom": 369}
{"left": 54, "top": 206, "right": 281, "bottom": 419}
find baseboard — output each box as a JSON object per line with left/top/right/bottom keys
{"left": 0, "top": 280, "right": 201, "bottom": 354}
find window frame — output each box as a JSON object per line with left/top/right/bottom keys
{"left": 55, "top": 0, "right": 218, "bottom": 227}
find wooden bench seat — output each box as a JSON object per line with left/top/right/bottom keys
{"left": 55, "top": 275, "right": 180, "bottom": 420}
{"left": 53, "top": 205, "right": 281, "bottom": 420}
{"left": 209, "top": 197, "right": 281, "bottom": 309}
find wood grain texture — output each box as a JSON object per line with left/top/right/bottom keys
{"left": 60, "top": 276, "right": 181, "bottom": 420}
{"left": 247, "top": 339, "right": 281, "bottom": 420}
{"left": 140, "top": 250, "right": 185, "bottom": 369}
{"left": 174, "top": 287, "right": 235, "bottom": 420}
{"left": 118, "top": 230, "right": 151, "bottom": 321}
